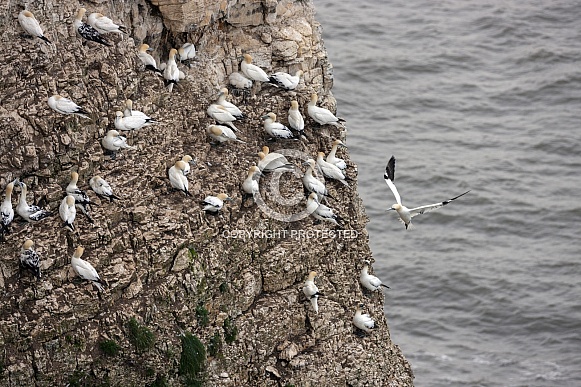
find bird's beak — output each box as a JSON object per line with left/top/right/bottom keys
{"left": 261, "top": 115, "right": 269, "bottom": 120}
{"left": 225, "top": 197, "right": 234, "bottom": 202}
{"left": 302, "top": 161, "right": 310, "bottom": 166}
{"left": 189, "top": 160, "right": 196, "bottom": 165}
{"left": 386, "top": 208, "right": 395, "bottom": 212}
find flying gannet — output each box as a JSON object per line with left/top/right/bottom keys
{"left": 66, "top": 171, "right": 94, "bottom": 223}
{"left": 326, "top": 139, "right": 347, "bottom": 170}
{"left": 87, "top": 12, "right": 127, "bottom": 35}
{"left": 308, "top": 93, "right": 344, "bottom": 128}
{"left": 306, "top": 193, "right": 342, "bottom": 226}
{"left": 18, "top": 10, "right": 51, "bottom": 44}
{"left": 59, "top": 194, "right": 76, "bottom": 231}
{"left": 257, "top": 148, "right": 294, "bottom": 173}
{"left": 74, "top": 8, "right": 111, "bottom": 46}
{"left": 70, "top": 246, "right": 104, "bottom": 292}
{"left": 262, "top": 112, "right": 295, "bottom": 140}
{"left": 360, "top": 260, "right": 390, "bottom": 292}
{"left": 101, "top": 129, "right": 135, "bottom": 159}
{"left": 302, "top": 271, "right": 322, "bottom": 314}
{"left": 268, "top": 70, "right": 303, "bottom": 90}
{"left": 201, "top": 193, "right": 232, "bottom": 215}
{"left": 1, "top": 181, "right": 16, "bottom": 240}
{"left": 168, "top": 160, "right": 192, "bottom": 196}
{"left": 20, "top": 239, "right": 41, "bottom": 279}
{"left": 353, "top": 303, "right": 375, "bottom": 334}
{"left": 163, "top": 48, "right": 180, "bottom": 92}
{"left": 89, "top": 176, "right": 120, "bottom": 201}
{"left": 384, "top": 155, "right": 471, "bottom": 230}
{"left": 16, "top": 182, "right": 51, "bottom": 223}
{"left": 240, "top": 53, "right": 270, "bottom": 82}
{"left": 288, "top": 100, "right": 304, "bottom": 133}
{"left": 241, "top": 165, "right": 262, "bottom": 203}
{"left": 316, "top": 152, "right": 349, "bottom": 186}
{"left": 302, "top": 159, "right": 333, "bottom": 201}
{"left": 207, "top": 125, "right": 245, "bottom": 145}
{"left": 137, "top": 44, "right": 163, "bottom": 75}
{"left": 216, "top": 88, "right": 244, "bottom": 120}
{"left": 48, "top": 95, "right": 90, "bottom": 119}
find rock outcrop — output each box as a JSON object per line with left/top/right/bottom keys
{"left": 0, "top": 0, "right": 414, "bottom": 385}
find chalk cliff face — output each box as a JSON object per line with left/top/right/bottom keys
{"left": 0, "top": 0, "right": 414, "bottom": 386}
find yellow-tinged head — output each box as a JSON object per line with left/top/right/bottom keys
{"left": 76, "top": 8, "right": 87, "bottom": 20}
{"left": 262, "top": 145, "right": 270, "bottom": 155}
{"left": 182, "top": 155, "right": 193, "bottom": 163}
{"left": 65, "top": 195, "right": 75, "bottom": 206}
{"left": 23, "top": 239, "right": 34, "bottom": 250}
{"left": 318, "top": 151, "right": 326, "bottom": 158}
{"left": 209, "top": 125, "right": 223, "bottom": 136}
{"left": 216, "top": 193, "right": 229, "bottom": 201}
{"left": 290, "top": 100, "right": 299, "bottom": 109}
{"left": 71, "top": 171, "right": 79, "bottom": 182}
{"left": 139, "top": 44, "right": 150, "bottom": 53}
{"left": 73, "top": 246, "right": 84, "bottom": 259}
{"left": 392, "top": 204, "right": 402, "bottom": 211}
{"left": 22, "top": 10, "right": 34, "bottom": 18}
{"left": 243, "top": 53, "right": 253, "bottom": 63}
{"left": 169, "top": 48, "right": 178, "bottom": 59}
{"left": 310, "top": 93, "right": 318, "bottom": 103}
{"left": 257, "top": 151, "right": 266, "bottom": 161}
{"left": 175, "top": 160, "right": 187, "bottom": 171}
{"left": 5, "top": 181, "right": 14, "bottom": 195}
{"left": 308, "top": 271, "right": 317, "bottom": 280}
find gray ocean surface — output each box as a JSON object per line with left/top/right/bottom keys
{"left": 314, "top": 0, "right": 581, "bottom": 386}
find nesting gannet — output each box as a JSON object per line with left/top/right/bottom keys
{"left": 201, "top": 193, "right": 232, "bottom": 215}
{"left": 59, "top": 195, "right": 76, "bottom": 231}
{"left": 207, "top": 104, "right": 239, "bottom": 131}
{"left": 89, "top": 176, "right": 120, "bottom": 201}
{"left": 66, "top": 171, "right": 94, "bottom": 223}
{"left": 168, "top": 160, "right": 192, "bottom": 196}
{"left": 137, "top": 44, "right": 163, "bottom": 75}
{"left": 18, "top": 10, "right": 51, "bottom": 44}
{"left": 1, "top": 181, "right": 15, "bottom": 239}
{"left": 16, "top": 182, "right": 51, "bottom": 223}
{"left": 48, "top": 95, "right": 90, "bottom": 119}
{"left": 178, "top": 42, "right": 196, "bottom": 62}
{"left": 181, "top": 155, "right": 195, "bottom": 175}
{"left": 326, "top": 139, "right": 347, "bottom": 170}
{"left": 101, "top": 129, "right": 135, "bottom": 159}
{"left": 308, "top": 93, "right": 344, "bottom": 128}
{"left": 316, "top": 152, "right": 349, "bottom": 187}
{"left": 353, "top": 303, "right": 375, "bottom": 333}
{"left": 70, "top": 246, "right": 104, "bottom": 292}
{"left": 115, "top": 110, "right": 154, "bottom": 131}
{"left": 384, "top": 155, "right": 471, "bottom": 230}
{"left": 360, "top": 260, "right": 390, "bottom": 292}
{"left": 302, "top": 159, "right": 333, "bottom": 200}
{"left": 302, "top": 271, "right": 321, "bottom": 314}
{"left": 288, "top": 100, "right": 304, "bottom": 133}
{"left": 257, "top": 149, "right": 294, "bottom": 173}
{"left": 241, "top": 165, "right": 262, "bottom": 202}
{"left": 163, "top": 48, "right": 180, "bottom": 92}
{"left": 262, "top": 112, "right": 295, "bottom": 140}
{"left": 87, "top": 12, "right": 127, "bottom": 35}
{"left": 229, "top": 72, "right": 252, "bottom": 90}
{"left": 240, "top": 54, "right": 270, "bottom": 82}
{"left": 123, "top": 99, "right": 157, "bottom": 123}
{"left": 20, "top": 240, "right": 41, "bottom": 279}
{"left": 216, "top": 88, "right": 245, "bottom": 120}
{"left": 207, "top": 125, "right": 245, "bottom": 145}
{"left": 74, "top": 8, "right": 111, "bottom": 46}
{"left": 306, "top": 193, "right": 342, "bottom": 226}
{"left": 268, "top": 70, "right": 303, "bottom": 90}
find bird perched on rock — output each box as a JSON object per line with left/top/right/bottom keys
{"left": 316, "top": 152, "right": 349, "bottom": 187}
{"left": 207, "top": 104, "right": 239, "bottom": 132}
{"left": 257, "top": 147, "right": 294, "bottom": 173}
{"left": 306, "top": 193, "right": 343, "bottom": 226}
{"left": 115, "top": 110, "right": 154, "bottom": 132}
{"left": 302, "top": 271, "right": 322, "bottom": 314}
{"left": 241, "top": 165, "right": 262, "bottom": 203}
{"left": 262, "top": 112, "right": 296, "bottom": 140}
{"left": 307, "top": 93, "right": 344, "bottom": 128}
{"left": 360, "top": 260, "right": 390, "bottom": 292}
{"left": 326, "top": 139, "right": 347, "bottom": 170}
{"left": 201, "top": 193, "right": 232, "bottom": 215}
{"left": 216, "top": 88, "right": 245, "bottom": 120}
{"left": 178, "top": 42, "right": 196, "bottom": 63}
{"left": 181, "top": 155, "right": 195, "bottom": 175}
{"left": 288, "top": 100, "right": 304, "bottom": 134}
{"left": 302, "top": 159, "right": 333, "bottom": 201}
{"left": 101, "top": 129, "right": 135, "bottom": 159}
{"left": 48, "top": 95, "right": 90, "bottom": 119}
{"left": 123, "top": 100, "right": 157, "bottom": 123}
{"left": 163, "top": 48, "right": 180, "bottom": 92}
{"left": 73, "top": 8, "right": 111, "bottom": 46}
{"left": 168, "top": 160, "right": 191, "bottom": 197}
{"left": 206, "top": 125, "right": 245, "bottom": 145}
{"left": 66, "top": 171, "right": 95, "bottom": 223}
{"left": 18, "top": 10, "right": 51, "bottom": 44}
{"left": 16, "top": 182, "right": 51, "bottom": 223}
{"left": 87, "top": 12, "right": 127, "bottom": 35}
{"left": 70, "top": 246, "right": 104, "bottom": 292}
{"left": 59, "top": 195, "right": 76, "bottom": 231}
{"left": 20, "top": 239, "right": 41, "bottom": 279}
{"left": 240, "top": 53, "right": 270, "bottom": 82}
{"left": 353, "top": 303, "right": 375, "bottom": 334}
{"left": 1, "top": 181, "right": 16, "bottom": 240}
{"left": 89, "top": 176, "right": 120, "bottom": 202}
{"left": 137, "top": 44, "right": 162, "bottom": 75}
{"left": 229, "top": 72, "right": 252, "bottom": 100}
{"left": 268, "top": 70, "right": 303, "bottom": 90}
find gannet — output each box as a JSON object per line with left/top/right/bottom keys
{"left": 115, "top": 110, "right": 154, "bottom": 131}
{"left": 353, "top": 304, "right": 375, "bottom": 333}
{"left": 240, "top": 53, "right": 270, "bottom": 82}
{"left": 48, "top": 95, "right": 90, "bottom": 119}
{"left": 20, "top": 240, "right": 41, "bottom": 279}
{"left": 87, "top": 12, "right": 127, "bottom": 35}
{"left": 16, "top": 182, "right": 51, "bottom": 223}
{"left": 241, "top": 165, "right": 262, "bottom": 202}
{"left": 59, "top": 194, "right": 76, "bottom": 231}
{"left": 206, "top": 104, "right": 239, "bottom": 131}
{"left": 18, "top": 10, "right": 51, "bottom": 44}
{"left": 268, "top": 70, "right": 303, "bottom": 90}
{"left": 308, "top": 93, "right": 344, "bottom": 128}
{"left": 181, "top": 155, "right": 195, "bottom": 175}
{"left": 288, "top": 100, "right": 304, "bottom": 133}
{"left": 316, "top": 152, "right": 349, "bottom": 186}
{"left": 257, "top": 149, "right": 294, "bottom": 173}
{"left": 123, "top": 99, "right": 157, "bottom": 123}
{"left": 70, "top": 246, "right": 104, "bottom": 292}
{"left": 216, "top": 88, "right": 245, "bottom": 120}
{"left": 326, "top": 139, "right": 347, "bottom": 170}
{"left": 306, "top": 193, "right": 342, "bottom": 226}
{"left": 178, "top": 42, "right": 196, "bottom": 62}
{"left": 302, "top": 159, "right": 333, "bottom": 200}
{"left": 163, "top": 48, "right": 180, "bottom": 92}
{"left": 262, "top": 112, "right": 295, "bottom": 140}
{"left": 302, "top": 271, "right": 321, "bottom": 314}
{"left": 207, "top": 125, "right": 245, "bottom": 145}
{"left": 74, "top": 8, "right": 111, "bottom": 46}
{"left": 384, "top": 155, "right": 471, "bottom": 230}
{"left": 101, "top": 129, "right": 135, "bottom": 159}
{"left": 229, "top": 72, "right": 252, "bottom": 90}
{"left": 1, "top": 181, "right": 15, "bottom": 239}
{"left": 360, "top": 260, "right": 390, "bottom": 292}
{"left": 168, "top": 160, "right": 191, "bottom": 196}
{"left": 201, "top": 193, "right": 232, "bottom": 214}
{"left": 137, "top": 44, "right": 163, "bottom": 75}
{"left": 89, "top": 176, "right": 120, "bottom": 201}
{"left": 66, "top": 171, "right": 94, "bottom": 223}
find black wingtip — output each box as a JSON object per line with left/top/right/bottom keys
{"left": 39, "top": 35, "right": 52, "bottom": 44}
{"left": 385, "top": 155, "right": 396, "bottom": 181}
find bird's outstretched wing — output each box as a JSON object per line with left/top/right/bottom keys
{"left": 409, "top": 190, "right": 471, "bottom": 218}
{"left": 383, "top": 155, "right": 401, "bottom": 205}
